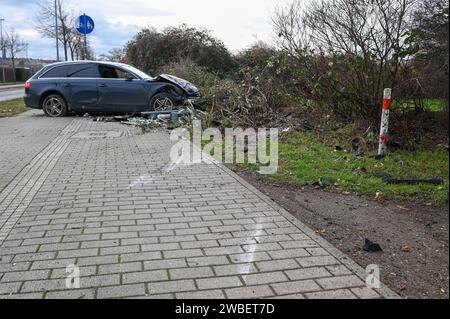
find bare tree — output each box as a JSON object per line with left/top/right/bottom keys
{"left": 67, "top": 29, "right": 83, "bottom": 60}
{"left": 273, "top": 0, "right": 417, "bottom": 119}
{"left": 35, "top": 0, "right": 75, "bottom": 61}
{"left": 98, "top": 48, "right": 126, "bottom": 62}
{"left": 408, "top": 0, "right": 449, "bottom": 106}
{"left": 4, "top": 28, "right": 26, "bottom": 82}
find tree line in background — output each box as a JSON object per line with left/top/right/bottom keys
{"left": 26, "top": 0, "right": 448, "bottom": 135}
{"left": 119, "top": 0, "right": 448, "bottom": 132}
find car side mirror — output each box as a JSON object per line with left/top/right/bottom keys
{"left": 124, "top": 73, "right": 134, "bottom": 81}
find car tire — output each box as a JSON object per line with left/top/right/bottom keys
{"left": 42, "top": 94, "right": 68, "bottom": 117}
{"left": 149, "top": 92, "right": 178, "bottom": 112}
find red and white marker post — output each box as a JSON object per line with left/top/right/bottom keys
{"left": 378, "top": 88, "right": 392, "bottom": 156}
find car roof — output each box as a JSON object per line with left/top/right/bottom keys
{"left": 44, "top": 61, "right": 126, "bottom": 68}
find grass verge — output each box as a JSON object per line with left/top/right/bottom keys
{"left": 237, "top": 132, "right": 449, "bottom": 205}
{"left": 0, "top": 98, "right": 29, "bottom": 118}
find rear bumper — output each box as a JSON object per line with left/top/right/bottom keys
{"left": 24, "top": 93, "right": 40, "bottom": 109}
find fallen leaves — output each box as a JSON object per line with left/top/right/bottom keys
{"left": 375, "top": 192, "right": 384, "bottom": 200}
{"left": 400, "top": 245, "right": 412, "bottom": 253}
{"left": 394, "top": 284, "right": 407, "bottom": 292}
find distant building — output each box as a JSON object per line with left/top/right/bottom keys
{"left": 0, "top": 58, "right": 55, "bottom": 82}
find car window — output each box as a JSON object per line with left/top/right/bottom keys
{"left": 67, "top": 65, "right": 97, "bottom": 78}
{"left": 41, "top": 66, "right": 68, "bottom": 78}
{"left": 98, "top": 65, "right": 136, "bottom": 79}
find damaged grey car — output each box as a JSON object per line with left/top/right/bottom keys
{"left": 24, "top": 61, "right": 200, "bottom": 117}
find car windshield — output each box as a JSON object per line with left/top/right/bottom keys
{"left": 121, "top": 64, "right": 153, "bottom": 80}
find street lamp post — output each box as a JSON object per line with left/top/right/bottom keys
{"left": 0, "top": 18, "right": 5, "bottom": 60}
{"left": 0, "top": 18, "right": 5, "bottom": 83}
{"left": 54, "top": 0, "right": 59, "bottom": 61}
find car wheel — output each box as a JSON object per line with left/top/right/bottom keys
{"left": 149, "top": 92, "right": 177, "bottom": 112}
{"left": 42, "top": 94, "right": 68, "bottom": 117}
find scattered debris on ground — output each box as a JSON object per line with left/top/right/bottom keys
{"left": 363, "top": 239, "right": 383, "bottom": 252}
{"left": 80, "top": 103, "right": 206, "bottom": 133}
{"left": 381, "top": 175, "right": 444, "bottom": 185}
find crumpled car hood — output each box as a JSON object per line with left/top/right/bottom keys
{"left": 155, "top": 74, "right": 199, "bottom": 96}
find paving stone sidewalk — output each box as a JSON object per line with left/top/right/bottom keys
{"left": 0, "top": 116, "right": 397, "bottom": 299}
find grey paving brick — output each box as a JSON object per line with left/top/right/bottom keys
{"left": 39, "top": 242, "right": 80, "bottom": 252}
{"left": 204, "top": 246, "right": 244, "bottom": 256}
{"left": 305, "top": 289, "right": 357, "bottom": 299}
{"left": 255, "top": 259, "right": 299, "bottom": 272}
{"left": 0, "top": 262, "right": 31, "bottom": 272}
{"left": 97, "top": 284, "right": 146, "bottom": 299}
{"left": 351, "top": 287, "right": 381, "bottom": 299}
{"left": 285, "top": 267, "right": 332, "bottom": 281}
{"left": 77, "top": 255, "right": 119, "bottom": 266}
{"left": 296, "top": 256, "right": 340, "bottom": 268}
{"left": 164, "top": 249, "right": 203, "bottom": 259}
{"left": 31, "top": 259, "right": 75, "bottom": 270}
{"left": 0, "top": 282, "right": 21, "bottom": 294}
{"left": 147, "top": 279, "right": 196, "bottom": 295}
{"left": 196, "top": 276, "right": 243, "bottom": 290}
{"left": 50, "top": 266, "right": 97, "bottom": 279}
{"left": 181, "top": 240, "right": 219, "bottom": 249}
{"left": 123, "top": 270, "right": 168, "bottom": 284}
{"left": 144, "top": 258, "right": 187, "bottom": 270}
{"left": 100, "top": 245, "right": 139, "bottom": 256}
{"left": 176, "top": 289, "right": 225, "bottom": 299}
{"left": 187, "top": 256, "right": 229, "bottom": 267}
{"left": 326, "top": 265, "right": 353, "bottom": 276}
{"left": 271, "top": 280, "right": 321, "bottom": 295}
{"left": 12, "top": 252, "right": 56, "bottom": 263}
{"left": 229, "top": 252, "right": 271, "bottom": 263}
{"left": 316, "top": 275, "right": 365, "bottom": 290}
{"left": 121, "top": 251, "right": 162, "bottom": 263}
{"left": 242, "top": 272, "right": 288, "bottom": 286}
{"left": 225, "top": 285, "right": 275, "bottom": 299}
{"left": 0, "top": 292, "right": 44, "bottom": 299}
{"left": 169, "top": 267, "right": 215, "bottom": 280}
{"left": 57, "top": 248, "right": 99, "bottom": 259}
{"left": 45, "top": 289, "right": 96, "bottom": 299}
{"left": 81, "top": 240, "right": 120, "bottom": 249}
{"left": 98, "top": 262, "right": 142, "bottom": 275}
{"left": 21, "top": 274, "right": 120, "bottom": 293}
{"left": 214, "top": 263, "right": 258, "bottom": 276}
{"left": 268, "top": 248, "right": 310, "bottom": 259}
{"left": 141, "top": 242, "right": 180, "bottom": 252}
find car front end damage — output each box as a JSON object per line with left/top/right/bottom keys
{"left": 152, "top": 74, "right": 202, "bottom": 107}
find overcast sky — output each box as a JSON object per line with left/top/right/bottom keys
{"left": 0, "top": 0, "right": 290, "bottom": 60}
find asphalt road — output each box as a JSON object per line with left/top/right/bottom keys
{"left": 0, "top": 89, "right": 24, "bottom": 102}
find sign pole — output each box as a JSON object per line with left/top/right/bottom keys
{"left": 76, "top": 13, "right": 94, "bottom": 60}
{"left": 55, "top": 0, "right": 59, "bottom": 61}
{"left": 378, "top": 88, "right": 392, "bottom": 156}
{"left": 83, "top": 13, "right": 87, "bottom": 60}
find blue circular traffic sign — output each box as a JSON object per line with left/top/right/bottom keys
{"left": 76, "top": 14, "right": 95, "bottom": 35}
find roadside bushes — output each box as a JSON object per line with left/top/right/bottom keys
{"left": 125, "top": 24, "right": 236, "bottom": 77}
{"left": 160, "top": 57, "right": 287, "bottom": 128}
{"left": 122, "top": 0, "right": 448, "bottom": 145}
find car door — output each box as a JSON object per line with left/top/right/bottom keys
{"left": 97, "top": 64, "right": 148, "bottom": 113}
{"left": 64, "top": 64, "right": 99, "bottom": 112}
